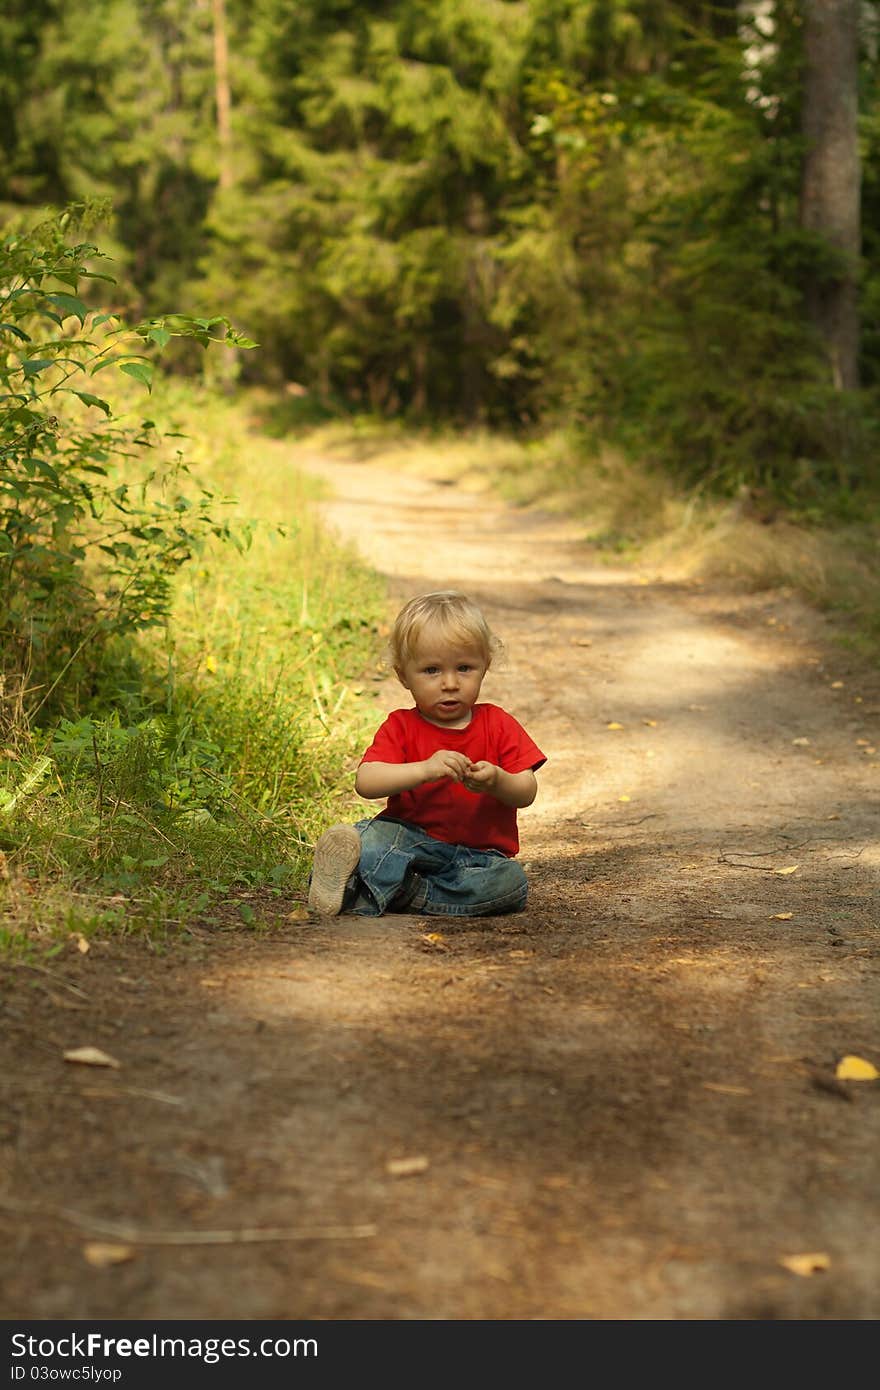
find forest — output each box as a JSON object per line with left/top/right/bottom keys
{"left": 0, "top": 0, "right": 877, "bottom": 930}
{"left": 3, "top": 5, "right": 880, "bottom": 1327}
{"left": 3, "top": 0, "right": 875, "bottom": 489}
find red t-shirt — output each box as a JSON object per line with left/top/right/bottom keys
{"left": 359, "top": 703, "right": 546, "bottom": 856}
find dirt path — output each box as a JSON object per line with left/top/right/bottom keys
{"left": 2, "top": 446, "right": 879, "bottom": 1324}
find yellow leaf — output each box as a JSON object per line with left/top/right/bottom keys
{"left": 618, "top": 794, "right": 631, "bottom": 802}
{"left": 771, "top": 912, "right": 793, "bottom": 920}
{"left": 385, "top": 1155, "right": 429, "bottom": 1178}
{"left": 835, "top": 1054, "right": 879, "bottom": 1082}
{"left": 780, "top": 1252, "right": 830, "bottom": 1277}
{"left": 830, "top": 680, "right": 844, "bottom": 689}
{"left": 63, "top": 1046, "right": 120, "bottom": 1069}
{"left": 606, "top": 721, "right": 624, "bottom": 730}
{"left": 76, "top": 934, "right": 90, "bottom": 953}
{"left": 775, "top": 865, "right": 799, "bottom": 875}
{"left": 791, "top": 737, "right": 810, "bottom": 746}
{"left": 423, "top": 932, "right": 446, "bottom": 944}
{"left": 287, "top": 906, "right": 309, "bottom": 921}
{"left": 204, "top": 654, "right": 217, "bottom": 674}
{"left": 83, "top": 1243, "right": 136, "bottom": 1269}
{"left": 642, "top": 718, "right": 658, "bottom": 726}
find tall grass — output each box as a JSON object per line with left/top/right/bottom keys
{"left": 0, "top": 382, "right": 387, "bottom": 954}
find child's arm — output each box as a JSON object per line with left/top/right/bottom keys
{"left": 356, "top": 750, "right": 472, "bottom": 801}
{"left": 462, "top": 762, "right": 538, "bottom": 808}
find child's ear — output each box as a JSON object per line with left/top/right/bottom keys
{"left": 394, "top": 666, "right": 410, "bottom": 690}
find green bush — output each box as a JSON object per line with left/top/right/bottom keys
{"left": 0, "top": 204, "right": 255, "bottom": 727}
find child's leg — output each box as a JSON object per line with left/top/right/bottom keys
{"left": 346, "top": 816, "right": 434, "bottom": 915}
{"left": 311, "top": 818, "right": 528, "bottom": 918}
{"left": 406, "top": 843, "right": 528, "bottom": 918}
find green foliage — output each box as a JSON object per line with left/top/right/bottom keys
{"left": 2, "top": 1, "right": 879, "bottom": 498}
{"left": 0, "top": 204, "right": 255, "bottom": 721}
{"left": 0, "top": 373, "right": 388, "bottom": 955}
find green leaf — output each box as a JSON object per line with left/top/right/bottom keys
{"left": 119, "top": 361, "right": 154, "bottom": 392}
{"left": 70, "top": 390, "right": 112, "bottom": 416}
{"left": 20, "top": 358, "right": 55, "bottom": 377}
{"left": 0, "top": 322, "right": 31, "bottom": 342}
{"left": 148, "top": 327, "right": 171, "bottom": 348}
{"left": 45, "top": 292, "right": 88, "bottom": 324}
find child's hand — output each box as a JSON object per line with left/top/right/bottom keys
{"left": 422, "top": 750, "right": 472, "bottom": 783}
{"left": 462, "top": 760, "right": 499, "bottom": 794}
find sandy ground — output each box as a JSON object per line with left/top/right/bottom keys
{"left": 2, "top": 444, "right": 879, "bottom": 1327}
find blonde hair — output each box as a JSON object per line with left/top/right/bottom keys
{"left": 390, "top": 591, "right": 501, "bottom": 669}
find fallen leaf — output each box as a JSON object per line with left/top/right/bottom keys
{"left": 779, "top": 1252, "right": 830, "bottom": 1277}
{"left": 618, "top": 794, "right": 631, "bottom": 803}
{"left": 775, "top": 865, "right": 799, "bottom": 875}
{"left": 76, "top": 934, "right": 90, "bottom": 954}
{"left": 83, "top": 1243, "right": 136, "bottom": 1268}
{"left": 791, "top": 737, "right": 810, "bottom": 747}
{"left": 419, "top": 933, "right": 448, "bottom": 951}
{"left": 830, "top": 680, "right": 844, "bottom": 689}
{"left": 835, "top": 1054, "right": 879, "bottom": 1082}
{"left": 702, "top": 1082, "right": 752, "bottom": 1096}
{"left": 856, "top": 738, "right": 871, "bottom": 746}
{"left": 63, "top": 1046, "right": 120, "bottom": 1070}
{"left": 286, "top": 906, "right": 309, "bottom": 921}
{"left": 606, "top": 721, "right": 624, "bottom": 730}
{"left": 771, "top": 912, "right": 793, "bottom": 920}
{"left": 642, "top": 718, "right": 658, "bottom": 727}
{"left": 385, "top": 1156, "right": 429, "bottom": 1178}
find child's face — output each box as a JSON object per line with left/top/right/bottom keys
{"left": 396, "top": 638, "right": 488, "bottom": 728}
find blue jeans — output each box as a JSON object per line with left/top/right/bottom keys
{"left": 346, "top": 817, "right": 528, "bottom": 918}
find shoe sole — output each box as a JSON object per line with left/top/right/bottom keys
{"left": 308, "top": 825, "right": 362, "bottom": 915}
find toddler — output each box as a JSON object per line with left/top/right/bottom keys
{"left": 308, "top": 590, "right": 545, "bottom": 917}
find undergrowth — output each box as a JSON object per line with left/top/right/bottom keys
{"left": 0, "top": 383, "right": 387, "bottom": 957}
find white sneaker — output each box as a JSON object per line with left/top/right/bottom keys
{"left": 307, "top": 824, "right": 361, "bottom": 915}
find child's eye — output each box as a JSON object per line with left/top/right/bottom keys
{"left": 423, "top": 666, "right": 439, "bottom": 675}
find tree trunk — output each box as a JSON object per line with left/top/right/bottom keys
{"left": 799, "top": 0, "right": 861, "bottom": 390}
{"left": 212, "top": 0, "right": 233, "bottom": 190}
